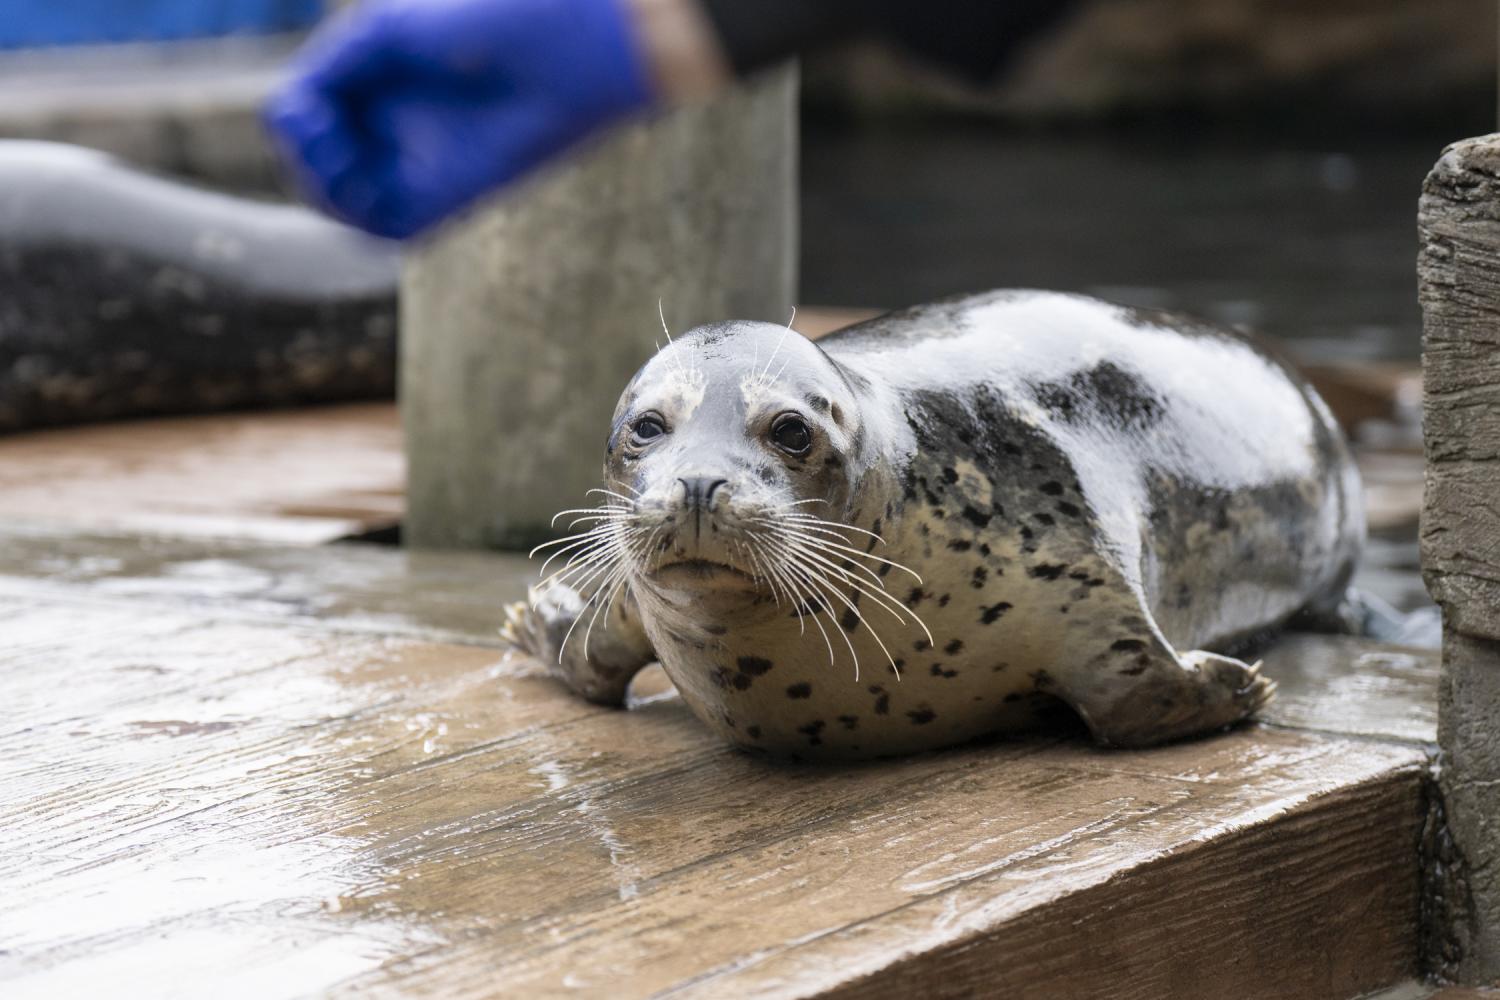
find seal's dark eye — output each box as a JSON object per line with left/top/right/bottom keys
{"left": 770, "top": 414, "right": 813, "bottom": 456}
{"left": 631, "top": 415, "right": 666, "bottom": 447}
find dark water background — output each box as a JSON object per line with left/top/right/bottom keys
{"left": 801, "top": 123, "right": 1457, "bottom": 362}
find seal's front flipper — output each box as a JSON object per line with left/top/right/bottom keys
{"left": 501, "top": 584, "right": 657, "bottom": 706}
{"left": 1059, "top": 638, "right": 1276, "bottom": 748}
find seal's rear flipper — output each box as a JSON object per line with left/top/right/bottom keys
{"left": 500, "top": 584, "right": 657, "bottom": 706}
{"left": 1058, "top": 638, "right": 1276, "bottom": 748}
{"left": 1291, "top": 587, "right": 1441, "bottom": 650}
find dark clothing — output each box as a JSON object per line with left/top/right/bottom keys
{"left": 697, "top": 0, "right": 1080, "bottom": 83}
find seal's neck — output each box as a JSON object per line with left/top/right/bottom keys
{"left": 826, "top": 354, "right": 911, "bottom": 470}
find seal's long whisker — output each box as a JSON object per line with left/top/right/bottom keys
{"left": 768, "top": 542, "right": 852, "bottom": 677}
{"left": 776, "top": 524, "right": 921, "bottom": 582}
{"left": 761, "top": 528, "right": 891, "bottom": 591}
{"left": 761, "top": 525, "right": 923, "bottom": 681}
{"left": 530, "top": 521, "right": 629, "bottom": 555}
{"left": 751, "top": 517, "right": 890, "bottom": 566}
{"left": 776, "top": 514, "right": 886, "bottom": 545}
{"left": 553, "top": 503, "right": 634, "bottom": 517}
{"left": 550, "top": 520, "right": 632, "bottom": 562}
{"left": 586, "top": 488, "right": 640, "bottom": 506}
{"left": 779, "top": 513, "right": 891, "bottom": 545}
{"left": 558, "top": 561, "right": 620, "bottom": 662}
{"left": 764, "top": 498, "right": 829, "bottom": 510}
{"left": 782, "top": 551, "right": 905, "bottom": 684}
{"left": 754, "top": 538, "right": 838, "bottom": 666}
{"left": 533, "top": 527, "right": 629, "bottom": 578}
{"left": 570, "top": 560, "right": 624, "bottom": 659}
{"left": 580, "top": 537, "right": 647, "bottom": 661}
{"left": 536, "top": 518, "right": 635, "bottom": 590}
{"left": 551, "top": 504, "right": 635, "bottom": 523}
{"left": 752, "top": 518, "right": 923, "bottom": 583}
{"left": 747, "top": 526, "right": 821, "bottom": 642}
{"left": 780, "top": 517, "right": 888, "bottom": 546}
{"left": 764, "top": 533, "right": 931, "bottom": 646}
{"left": 780, "top": 533, "right": 923, "bottom": 587}
{"left": 580, "top": 574, "right": 625, "bottom": 659}
{"left": 537, "top": 542, "right": 620, "bottom": 594}
{"left": 733, "top": 538, "right": 781, "bottom": 607}
{"left": 535, "top": 546, "right": 619, "bottom": 610}
{"left": 760, "top": 326, "right": 792, "bottom": 381}
{"left": 530, "top": 527, "right": 610, "bottom": 556}
{"left": 536, "top": 535, "right": 613, "bottom": 579}
{"left": 554, "top": 520, "right": 658, "bottom": 661}
{"left": 774, "top": 527, "right": 912, "bottom": 605}
{"left": 657, "top": 300, "right": 702, "bottom": 386}
{"left": 533, "top": 538, "right": 612, "bottom": 581}
{"left": 639, "top": 523, "right": 666, "bottom": 561}
{"left": 750, "top": 515, "right": 888, "bottom": 554}
{"left": 741, "top": 528, "right": 800, "bottom": 626}
{"left": 562, "top": 509, "right": 646, "bottom": 530}
{"left": 566, "top": 515, "right": 621, "bottom": 530}
{"left": 773, "top": 549, "right": 860, "bottom": 676}
{"left": 773, "top": 556, "right": 837, "bottom": 664}
{"left": 531, "top": 478, "right": 927, "bottom": 685}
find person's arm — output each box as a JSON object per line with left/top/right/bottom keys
{"left": 624, "top": 0, "right": 732, "bottom": 102}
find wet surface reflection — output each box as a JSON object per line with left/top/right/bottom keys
{"left": 0, "top": 570, "right": 1434, "bottom": 996}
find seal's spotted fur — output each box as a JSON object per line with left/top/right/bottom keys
{"left": 504, "top": 291, "right": 1362, "bottom": 759}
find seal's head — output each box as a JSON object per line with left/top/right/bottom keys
{"left": 596, "top": 322, "right": 872, "bottom": 612}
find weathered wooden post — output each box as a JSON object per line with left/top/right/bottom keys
{"left": 402, "top": 68, "right": 797, "bottom": 550}
{"left": 1419, "top": 134, "right": 1500, "bottom": 986}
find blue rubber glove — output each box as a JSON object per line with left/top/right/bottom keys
{"left": 263, "top": 0, "right": 655, "bottom": 239}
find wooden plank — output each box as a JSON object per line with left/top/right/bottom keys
{"left": 353, "top": 732, "right": 1421, "bottom": 1000}
{"left": 0, "top": 403, "right": 402, "bottom": 545}
{"left": 1258, "top": 633, "right": 1439, "bottom": 744}
{"left": 0, "top": 590, "right": 1427, "bottom": 999}
{"left": 777, "top": 771, "right": 1422, "bottom": 1000}
{"left": 0, "top": 524, "right": 532, "bottom": 647}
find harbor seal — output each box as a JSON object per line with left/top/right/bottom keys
{"left": 504, "top": 290, "right": 1362, "bottom": 758}
{"left": 0, "top": 140, "right": 398, "bottom": 434}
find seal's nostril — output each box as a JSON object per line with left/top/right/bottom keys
{"left": 678, "top": 477, "right": 730, "bottom": 509}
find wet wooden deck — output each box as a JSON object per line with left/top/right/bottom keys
{"left": 0, "top": 396, "right": 1440, "bottom": 999}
